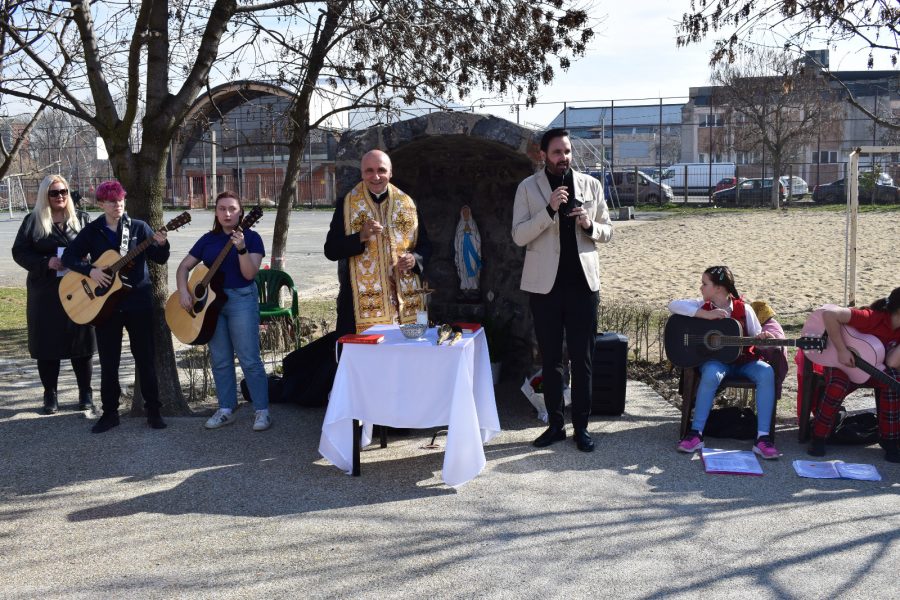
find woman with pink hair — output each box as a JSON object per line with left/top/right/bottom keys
{"left": 62, "top": 180, "right": 171, "bottom": 433}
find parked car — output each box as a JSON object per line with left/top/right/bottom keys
{"left": 714, "top": 176, "right": 746, "bottom": 192}
{"left": 712, "top": 177, "right": 785, "bottom": 206}
{"left": 812, "top": 177, "right": 900, "bottom": 204}
{"left": 779, "top": 176, "right": 808, "bottom": 198}
{"left": 662, "top": 162, "right": 736, "bottom": 195}
{"left": 606, "top": 170, "right": 674, "bottom": 205}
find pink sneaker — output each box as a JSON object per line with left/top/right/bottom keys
{"left": 753, "top": 435, "right": 781, "bottom": 459}
{"left": 677, "top": 430, "right": 704, "bottom": 453}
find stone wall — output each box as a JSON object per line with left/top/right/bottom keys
{"left": 335, "top": 112, "right": 542, "bottom": 379}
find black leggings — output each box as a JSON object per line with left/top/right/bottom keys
{"left": 37, "top": 357, "right": 93, "bottom": 395}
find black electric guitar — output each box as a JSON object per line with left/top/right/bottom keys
{"left": 664, "top": 314, "right": 826, "bottom": 368}
{"left": 59, "top": 212, "right": 191, "bottom": 326}
{"left": 165, "top": 206, "right": 263, "bottom": 345}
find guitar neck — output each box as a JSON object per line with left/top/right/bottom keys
{"left": 200, "top": 235, "right": 238, "bottom": 286}
{"left": 851, "top": 352, "right": 900, "bottom": 392}
{"left": 718, "top": 336, "right": 800, "bottom": 348}
{"left": 109, "top": 234, "right": 158, "bottom": 273}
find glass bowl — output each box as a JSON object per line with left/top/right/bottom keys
{"left": 399, "top": 323, "right": 427, "bottom": 339}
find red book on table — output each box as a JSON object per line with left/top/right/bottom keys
{"left": 451, "top": 322, "right": 482, "bottom": 333}
{"left": 337, "top": 333, "right": 385, "bottom": 344}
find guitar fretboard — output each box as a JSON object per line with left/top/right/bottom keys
{"left": 683, "top": 335, "right": 807, "bottom": 348}
{"left": 109, "top": 236, "right": 159, "bottom": 274}
{"left": 851, "top": 352, "right": 900, "bottom": 392}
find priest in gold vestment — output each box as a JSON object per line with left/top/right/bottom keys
{"left": 325, "top": 150, "right": 432, "bottom": 335}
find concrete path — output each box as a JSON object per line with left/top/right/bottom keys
{"left": 1, "top": 366, "right": 898, "bottom": 599}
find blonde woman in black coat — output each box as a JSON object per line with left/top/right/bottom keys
{"left": 12, "top": 175, "right": 96, "bottom": 413}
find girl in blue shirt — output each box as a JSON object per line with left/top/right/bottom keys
{"left": 175, "top": 191, "right": 271, "bottom": 431}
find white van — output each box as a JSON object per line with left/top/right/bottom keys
{"left": 662, "top": 163, "right": 736, "bottom": 195}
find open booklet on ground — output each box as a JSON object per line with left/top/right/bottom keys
{"left": 792, "top": 460, "right": 882, "bottom": 481}
{"left": 700, "top": 448, "right": 763, "bottom": 476}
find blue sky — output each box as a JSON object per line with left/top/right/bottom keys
{"left": 474, "top": 1, "right": 895, "bottom": 127}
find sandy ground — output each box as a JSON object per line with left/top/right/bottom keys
{"left": 602, "top": 208, "right": 899, "bottom": 321}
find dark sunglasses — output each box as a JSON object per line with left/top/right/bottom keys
{"left": 48, "top": 188, "right": 69, "bottom": 198}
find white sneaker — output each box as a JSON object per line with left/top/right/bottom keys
{"left": 205, "top": 409, "right": 236, "bottom": 429}
{"left": 253, "top": 410, "right": 271, "bottom": 432}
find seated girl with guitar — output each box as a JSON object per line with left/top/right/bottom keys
{"left": 668, "top": 266, "right": 780, "bottom": 459}
{"left": 175, "top": 191, "right": 271, "bottom": 432}
{"left": 806, "top": 288, "right": 900, "bottom": 463}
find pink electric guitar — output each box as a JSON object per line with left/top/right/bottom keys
{"left": 802, "top": 304, "right": 900, "bottom": 392}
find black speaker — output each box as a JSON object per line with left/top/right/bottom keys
{"left": 591, "top": 332, "right": 627, "bottom": 415}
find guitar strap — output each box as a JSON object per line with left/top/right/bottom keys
{"left": 118, "top": 214, "right": 131, "bottom": 256}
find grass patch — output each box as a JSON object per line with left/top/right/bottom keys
{"left": 0, "top": 287, "right": 28, "bottom": 359}
{"left": 298, "top": 297, "right": 337, "bottom": 328}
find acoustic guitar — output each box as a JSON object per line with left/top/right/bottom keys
{"left": 801, "top": 305, "right": 900, "bottom": 392}
{"left": 664, "top": 314, "right": 825, "bottom": 368}
{"left": 165, "top": 206, "right": 263, "bottom": 345}
{"left": 59, "top": 212, "right": 191, "bottom": 326}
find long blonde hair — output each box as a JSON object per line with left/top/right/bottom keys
{"left": 31, "top": 174, "right": 82, "bottom": 240}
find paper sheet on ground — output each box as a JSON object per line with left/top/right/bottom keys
{"left": 792, "top": 460, "right": 881, "bottom": 481}
{"left": 701, "top": 448, "right": 763, "bottom": 476}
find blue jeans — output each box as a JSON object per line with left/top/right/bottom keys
{"left": 693, "top": 359, "right": 775, "bottom": 434}
{"left": 208, "top": 283, "right": 269, "bottom": 411}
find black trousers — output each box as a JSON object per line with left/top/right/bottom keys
{"left": 95, "top": 310, "right": 160, "bottom": 413}
{"left": 530, "top": 283, "right": 598, "bottom": 431}
{"left": 37, "top": 357, "right": 93, "bottom": 395}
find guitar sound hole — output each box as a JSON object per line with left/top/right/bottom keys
{"left": 94, "top": 285, "right": 109, "bottom": 297}
{"left": 705, "top": 332, "right": 722, "bottom": 350}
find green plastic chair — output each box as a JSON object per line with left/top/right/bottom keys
{"left": 255, "top": 269, "right": 299, "bottom": 322}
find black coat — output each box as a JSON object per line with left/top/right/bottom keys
{"left": 12, "top": 211, "right": 96, "bottom": 360}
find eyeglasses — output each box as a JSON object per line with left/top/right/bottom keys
{"left": 48, "top": 189, "right": 69, "bottom": 198}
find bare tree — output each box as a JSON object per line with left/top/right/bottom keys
{"left": 0, "top": 0, "right": 310, "bottom": 414}
{"left": 678, "top": 0, "right": 900, "bottom": 131}
{"left": 240, "top": 0, "right": 596, "bottom": 269}
{"left": 713, "top": 49, "right": 841, "bottom": 208}
{"left": 0, "top": 0, "right": 596, "bottom": 412}
{"left": 655, "top": 130, "right": 681, "bottom": 166}
{"left": 0, "top": 0, "right": 69, "bottom": 180}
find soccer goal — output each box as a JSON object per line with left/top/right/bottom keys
{"left": 845, "top": 146, "right": 900, "bottom": 306}
{"left": 0, "top": 175, "right": 28, "bottom": 220}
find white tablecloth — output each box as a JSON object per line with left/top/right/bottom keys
{"left": 318, "top": 324, "right": 500, "bottom": 487}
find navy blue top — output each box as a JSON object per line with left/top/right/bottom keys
{"left": 189, "top": 229, "right": 265, "bottom": 289}
{"left": 62, "top": 214, "right": 170, "bottom": 313}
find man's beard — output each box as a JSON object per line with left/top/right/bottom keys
{"left": 547, "top": 160, "right": 569, "bottom": 177}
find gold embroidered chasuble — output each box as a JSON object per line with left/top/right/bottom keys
{"left": 343, "top": 182, "right": 423, "bottom": 333}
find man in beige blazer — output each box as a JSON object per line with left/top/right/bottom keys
{"left": 511, "top": 128, "right": 613, "bottom": 452}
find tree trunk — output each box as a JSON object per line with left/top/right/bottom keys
{"left": 114, "top": 143, "right": 190, "bottom": 416}
{"left": 270, "top": 133, "right": 309, "bottom": 271}
{"left": 771, "top": 154, "right": 782, "bottom": 209}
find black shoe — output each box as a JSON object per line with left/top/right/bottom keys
{"left": 91, "top": 412, "right": 120, "bottom": 434}
{"left": 807, "top": 437, "right": 826, "bottom": 457}
{"left": 533, "top": 426, "right": 566, "bottom": 448}
{"left": 77, "top": 390, "right": 94, "bottom": 412}
{"left": 43, "top": 390, "right": 58, "bottom": 415}
{"left": 147, "top": 411, "right": 168, "bottom": 430}
{"left": 881, "top": 439, "right": 900, "bottom": 463}
{"left": 574, "top": 429, "right": 595, "bottom": 453}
